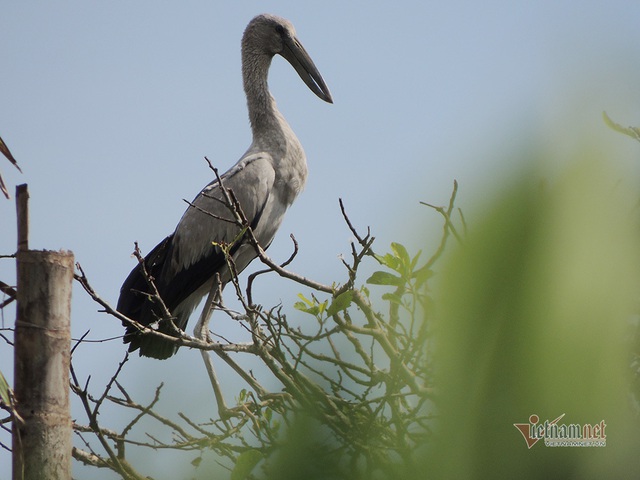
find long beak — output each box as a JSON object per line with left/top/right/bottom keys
{"left": 280, "top": 35, "right": 333, "bottom": 104}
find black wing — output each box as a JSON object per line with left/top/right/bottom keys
{"left": 117, "top": 234, "right": 230, "bottom": 359}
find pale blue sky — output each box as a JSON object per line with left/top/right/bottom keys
{"left": 2, "top": 1, "right": 640, "bottom": 477}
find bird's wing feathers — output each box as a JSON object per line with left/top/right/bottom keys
{"left": 154, "top": 153, "right": 276, "bottom": 318}
{"left": 170, "top": 153, "right": 276, "bottom": 273}
{"left": 117, "top": 234, "right": 173, "bottom": 321}
{"left": 119, "top": 153, "right": 277, "bottom": 332}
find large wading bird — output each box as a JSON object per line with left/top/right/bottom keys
{"left": 117, "top": 14, "right": 333, "bottom": 359}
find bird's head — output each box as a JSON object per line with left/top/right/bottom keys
{"left": 242, "top": 14, "right": 333, "bottom": 104}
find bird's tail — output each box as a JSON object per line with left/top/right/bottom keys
{"left": 124, "top": 319, "right": 181, "bottom": 359}
{"left": 117, "top": 235, "right": 181, "bottom": 359}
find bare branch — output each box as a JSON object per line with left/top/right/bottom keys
{"left": 67, "top": 162, "right": 455, "bottom": 478}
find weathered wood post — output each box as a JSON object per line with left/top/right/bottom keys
{"left": 12, "top": 184, "right": 73, "bottom": 480}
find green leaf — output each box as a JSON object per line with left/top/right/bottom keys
{"left": 296, "top": 304, "right": 321, "bottom": 316}
{"left": 294, "top": 301, "right": 310, "bottom": 312}
{"left": 295, "top": 293, "right": 327, "bottom": 316}
{"left": 374, "top": 253, "right": 401, "bottom": 271}
{"left": 296, "top": 293, "right": 314, "bottom": 307}
{"left": 366, "top": 271, "right": 405, "bottom": 286}
{"left": 237, "top": 388, "right": 247, "bottom": 403}
{"left": 317, "top": 300, "right": 328, "bottom": 315}
{"left": 410, "top": 250, "right": 423, "bottom": 271}
{"left": 382, "top": 292, "right": 404, "bottom": 306}
{"left": 327, "top": 291, "right": 353, "bottom": 316}
{"left": 271, "top": 419, "right": 281, "bottom": 434}
{"left": 412, "top": 265, "right": 434, "bottom": 288}
{"left": 391, "top": 242, "right": 410, "bottom": 266}
{"left": 231, "top": 449, "right": 263, "bottom": 480}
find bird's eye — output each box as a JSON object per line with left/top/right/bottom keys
{"left": 275, "top": 24, "right": 286, "bottom": 36}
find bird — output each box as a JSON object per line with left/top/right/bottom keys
{"left": 116, "top": 13, "right": 333, "bottom": 359}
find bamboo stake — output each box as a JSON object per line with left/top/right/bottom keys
{"left": 12, "top": 184, "right": 74, "bottom": 480}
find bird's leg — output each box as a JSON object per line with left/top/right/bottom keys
{"left": 194, "top": 274, "right": 232, "bottom": 418}
{"left": 193, "top": 280, "right": 217, "bottom": 343}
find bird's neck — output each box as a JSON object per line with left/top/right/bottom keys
{"left": 242, "top": 54, "right": 298, "bottom": 151}
{"left": 241, "top": 52, "right": 308, "bottom": 205}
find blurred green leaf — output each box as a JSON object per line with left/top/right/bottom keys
{"left": 391, "top": 242, "right": 410, "bottom": 267}
{"left": 326, "top": 291, "right": 353, "bottom": 316}
{"left": 381, "top": 292, "right": 404, "bottom": 306}
{"left": 409, "top": 250, "right": 423, "bottom": 271}
{"left": 231, "top": 449, "right": 263, "bottom": 480}
{"left": 366, "top": 271, "right": 405, "bottom": 286}
{"left": 296, "top": 293, "right": 312, "bottom": 306}
{"left": 412, "top": 264, "right": 433, "bottom": 289}
{"left": 237, "top": 388, "right": 247, "bottom": 403}
{"left": 264, "top": 415, "right": 348, "bottom": 480}
{"left": 428, "top": 153, "right": 640, "bottom": 479}
{"left": 294, "top": 293, "right": 327, "bottom": 316}
{"left": 293, "top": 301, "right": 309, "bottom": 312}
{"left": 374, "top": 252, "right": 401, "bottom": 271}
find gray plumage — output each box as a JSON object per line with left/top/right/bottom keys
{"left": 117, "top": 14, "right": 332, "bottom": 359}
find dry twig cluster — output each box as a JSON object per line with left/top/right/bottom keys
{"left": 4, "top": 162, "right": 463, "bottom": 479}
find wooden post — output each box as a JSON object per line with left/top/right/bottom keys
{"left": 12, "top": 184, "right": 73, "bottom": 480}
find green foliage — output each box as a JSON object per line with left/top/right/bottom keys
{"left": 371, "top": 242, "right": 432, "bottom": 286}
{"left": 263, "top": 415, "right": 349, "bottom": 480}
{"left": 67, "top": 115, "right": 640, "bottom": 480}
{"left": 269, "top": 127, "right": 640, "bottom": 480}
{"left": 231, "top": 449, "right": 263, "bottom": 480}
{"left": 369, "top": 243, "right": 433, "bottom": 314}
{"left": 366, "top": 269, "right": 405, "bottom": 287}
{"left": 260, "top": 234, "right": 443, "bottom": 479}
{"left": 294, "top": 293, "right": 328, "bottom": 317}
{"left": 427, "top": 154, "right": 640, "bottom": 479}
{"left": 326, "top": 290, "right": 353, "bottom": 316}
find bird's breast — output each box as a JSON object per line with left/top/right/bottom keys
{"left": 274, "top": 142, "right": 308, "bottom": 207}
